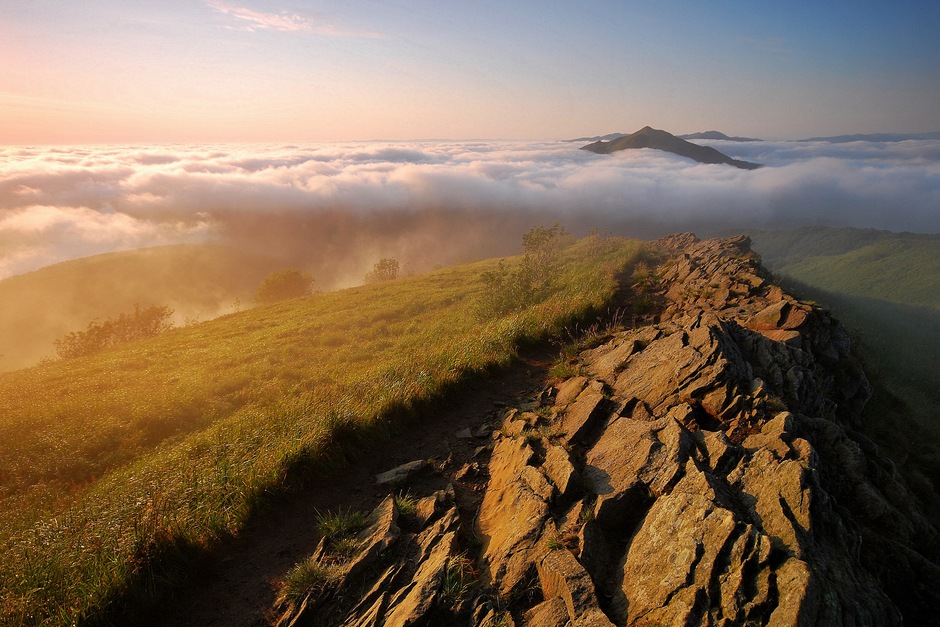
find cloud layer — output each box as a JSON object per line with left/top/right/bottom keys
{"left": 1, "top": 138, "right": 938, "bottom": 282}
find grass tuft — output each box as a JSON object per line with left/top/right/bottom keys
{"left": 316, "top": 508, "right": 368, "bottom": 542}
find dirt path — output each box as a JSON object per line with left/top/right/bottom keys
{"left": 138, "top": 346, "right": 557, "bottom": 627}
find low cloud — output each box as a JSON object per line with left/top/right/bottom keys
{"left": 1, "top": 138, "right": 938, "bottom": 283}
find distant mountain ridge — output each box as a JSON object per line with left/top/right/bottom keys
{"left": 580, "top": 126, "right": 762, "bottom": 170}
{"left": 678, "top": 130, "right": 762, "bottom": 142}
{"left": 564, "top": 132, "right": 628, "bottom": 143}
{"left": 800, "top": 131, "right": 940, "bottom": 143}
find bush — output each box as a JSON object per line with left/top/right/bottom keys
{"left": 365, "top": 258, "right": 400, "bottom": 283}
{"left": 255, "top": 269, "right": 314, "bottom": 304}
{"left": 477, "top": 223, "right": 568, "bottom": 317}
{"left": 54, "top": 304, "right": 174, "bottom": 359}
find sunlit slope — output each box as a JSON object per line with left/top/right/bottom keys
{"left": 0, "top": 235, "right": 644, "bottom": 625}
{"left": 0, "top": 244, "right": 281, "bottom": 372}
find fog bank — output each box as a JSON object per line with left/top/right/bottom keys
{"left": 1, "top": 138, "right": 938, "bottom": 282}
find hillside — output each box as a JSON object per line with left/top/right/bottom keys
{"left": 0, "top": 233, "right": 645, "bottom": 625}
{"left": 581, "top": 126, "right": 762, "bottom": 169}
{"left": 3, "top": 230, "right": 939, "bottom": 626}
{"left": 0, "top": 244, "right": 282, "bottom": 372}
{"left": 750, "top": 227, "right": 940, "bottom": 308}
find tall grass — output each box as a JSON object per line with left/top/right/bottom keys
{"left": 0, "top": 235, "right": 642, "bottom": 625}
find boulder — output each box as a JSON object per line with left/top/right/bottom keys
{"left": 558, "top": 390, "right": 607, "bottom": 446}
{"left": 375, "top": 460, "right": 428, "bottom": 487}
{"left": 477, "top": 437, "right": 552, "bottom": 596}
{"left": 536, "top": 548, "right": 614, "bottom": 626}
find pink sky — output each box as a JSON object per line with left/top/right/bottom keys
{"left": 1, "top": 1, "right": 938, "bottom": 143}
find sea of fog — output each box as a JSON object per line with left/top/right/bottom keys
{"left": 1, "top": 138, "right": 938, "bottom": 280}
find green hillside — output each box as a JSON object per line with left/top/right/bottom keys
{"left": 0, "top": 234, "right": 644, "bottom": 625}
{"left": 0, "top": 244, "right": 283, "bottom": 372}
{"left": 750, "top": 227, "right": 940, "bottom": 308}
{"left": 749, "top": 226, "right": 940, "bottom": 508}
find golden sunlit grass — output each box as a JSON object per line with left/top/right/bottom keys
{"left": 0, "top": 235, "right": 643, "bottom": 625}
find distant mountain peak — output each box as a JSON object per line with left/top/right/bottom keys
{"left": 580, "top": 126, "right": 762, "bottom": 170}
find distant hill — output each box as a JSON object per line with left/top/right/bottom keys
{"left": 564, "top": 132, "right": 628, "bottom": 143}
{"left": 0, "top": 244, "right": 282, "bottom": 371}
{"left": 580, "top": 126, "right": 762, "bottom": 170}
{"left": 800, "top": 131, "right": 940, "bottom": 143}
{"left": 679, "top": 130, "right": 762, "bottom": 142}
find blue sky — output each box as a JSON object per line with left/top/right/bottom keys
{"left": 1, "top": 0, "right": 938, "bottom": 142}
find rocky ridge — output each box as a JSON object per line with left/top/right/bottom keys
{"left": 272, "top": 234, "right": 939, "bottom": 626}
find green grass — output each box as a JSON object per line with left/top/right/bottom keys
{"left": 394, "top": 492, "right": 419, "bottom": 517}
{"left": 315, "top": 508, "right": 368, "bottom": 542}
{"left": 0, "top": 235, "right": 643, "bottom": 625}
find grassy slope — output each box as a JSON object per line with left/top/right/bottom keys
{"left": 774, "top": 239, "right": 940, "bottom": 308}
{"left": 0, "top": 236, "right": 643, "bottom": 625}
{"left": 0, "top": 244, "right": 282, "bottom": 372}
{"left": 749, "top": 227, "right": 940, "bottom": 509}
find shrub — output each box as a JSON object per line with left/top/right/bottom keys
{"left": 54, "top": 304, "right": 174, "bottom": 359}
{"left": 364, "top": 258, "right": 400, "bottom": 283}
{"left": 477, "top": 223, "right": 569, "bottom": 317}
{"left": 255, "top": 269, "right": 314, "bottom": 304}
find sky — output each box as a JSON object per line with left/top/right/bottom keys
{"left": 2, "top": 0, "right": 939, "bottom": 143}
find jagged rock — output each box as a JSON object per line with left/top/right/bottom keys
{"left": 522, "top": 597, "right": 571, "bottom": 627}
{"left": 477, "top": 437, "right": 552, "bottom": 596}
{"left": 346, "top": 496, "right": 400, "bottom": 581}
{"left": 584, "top": 416, "right": 692, "bottom": 521}
{"left": 558, "top": 389, "right": 607, "bottom": 445}
{"left": 536, "top": 548, "right": 614, "bottom": 626}
{"left": 619, "top": 464, "right": 776, "bottom": 626}
{"left": 383, "top": 530, "right": 456, "bottom": 627}
{"left": 376, "top": 459, "right": 428, "bottom": 487}
{"left": 541, "top": 444, "right": 580, "bottom": 500}
{"left": 554, "top": 376, "right": 588, "bottom": 406}
{"left": 586, "top": 338, "right": 641, "bottom": 379}
{"left": 273, "top": 234, "right": 937, "bottom": 627}
{"left": 472, "top": 424, "right": 493, "bottom": 438}
{"left": 415, "top": 495, "right": 439, "bottom": 528}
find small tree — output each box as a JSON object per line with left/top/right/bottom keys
{"left": 365, "top": 258, "right": 400, "bottom": 284}
{"left": 476, "top": 223, "right": 569, "bottom": 318}
{"left": 255, "top": 269, "right": 315, "bottom": 304}
{"left": 519, "top": 222, "right": 567, "bottom": 293}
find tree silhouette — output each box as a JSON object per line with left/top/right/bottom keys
{"left": 365, "top": 258, "right": 400, "bottom": 283}
{"left": 255, "top": 269, "right": 315, "bottom": 304}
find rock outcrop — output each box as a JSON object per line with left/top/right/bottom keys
{"left": 272, "top": 234, "right": 939, "bottom": 626}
